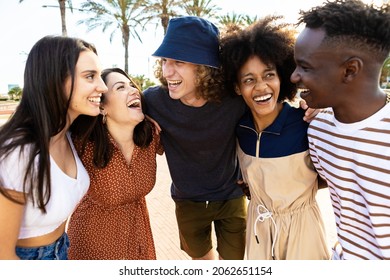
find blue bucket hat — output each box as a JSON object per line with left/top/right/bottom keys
{"left": 152, "top": 16, "right": 220, "bottom": 68}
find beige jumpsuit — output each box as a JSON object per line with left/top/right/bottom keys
{"left": 238, "top": 147, "right": 330, "bottom": 260}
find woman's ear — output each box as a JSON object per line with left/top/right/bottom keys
{"left": 235, "top": 85, "right": 242, "bottom": 95}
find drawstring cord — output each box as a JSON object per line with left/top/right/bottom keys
{"left": 254, "top": 204, "right": 278, "bottom": 259}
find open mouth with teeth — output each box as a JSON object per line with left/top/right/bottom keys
{"left": 253, "top": 93, "right": 272, "bottom": 103}
{"left": 127, "top": 99, "right": 141, "bottom": 108}
{"left": 88, "top": 96, "right": 101, "bottom": 104}
{"left": 297, "top": 88, "right": 310, "bottom": 98}
{"left": 167, "top": 80, "right": 182, "bottom": 87}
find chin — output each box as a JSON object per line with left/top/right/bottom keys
{"left": 302, "top": 97, "right": 314, "bottom": 108}
{"left": 168, "top": 91, "right": 181, "bottom": 100}
{"left": 138, "top": 113, "right": 146, "bottom": 122}
{"left": 85, "top": 108, "right": 101, "bottom": 117}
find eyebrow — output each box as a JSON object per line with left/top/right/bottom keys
{"left": 240, "top": 66, "right": 276, "bottom": 78}
{"left": 81, "top": 69, "right": 98, "bottom": 74}
{"left": 264, "top": 65, "right": 276, "bottom": 71}
{"left": 295, "top": 58, "right": 307, "bottom": 65}
{"left": 112, "top": 81, "right": 125, "bottom": 87}
{"left": 112, "top": 80, "right": 135, "bottom": 89}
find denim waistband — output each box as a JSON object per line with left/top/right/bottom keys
{"left": 15, "top": 232, "right": 69, "bottom": 260}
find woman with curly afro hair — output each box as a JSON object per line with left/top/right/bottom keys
{"left": 220, "top": 16, "right": 330, "bottom": 260}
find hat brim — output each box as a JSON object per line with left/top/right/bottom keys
{"left": 152, "top": 43, "right": 220, "bottom": 68}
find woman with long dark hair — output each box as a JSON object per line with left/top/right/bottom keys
{"left": 0, "top": 35, "right": 107, "bottom": 260}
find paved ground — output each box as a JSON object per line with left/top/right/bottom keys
{"left": 0, "top": 108, "right": 338, "bottom": 260}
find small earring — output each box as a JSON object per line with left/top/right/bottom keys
{"left": 102, "top": 112, "right": 107, "bottom": 124}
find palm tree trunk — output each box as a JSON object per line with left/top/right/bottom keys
{"left": 59, "top": 0, "right": 67, "bottom": 36}
{"left": 122, "top": 25, "right": 130, "bottom": 73}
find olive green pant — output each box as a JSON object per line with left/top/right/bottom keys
{"left": 175, "top": 196, "right": 247, "bottom": 259}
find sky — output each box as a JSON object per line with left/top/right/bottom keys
{"left": 0, "top": 0, "right": 384, "bottom": 93}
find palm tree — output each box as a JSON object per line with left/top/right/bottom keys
{"left": 131, "top": 74, "right": 156, "bottom": 90}
{"left": 19, "top": 0, "right": 73, "bottom": 36}
{"left": 242, "top": 14, "right": 258, "bottom": 26}
{"left": 78, "top": 0, "right": 146, "bottom": 73}
{"left": 217, "top": 12, "right": 257, "bottom": 35}
{"left": 182, "top": 0, "right": 221, "bottom": 19}
{"left": 217, "top": 12, "right": 245, "bottom": 35}
{"left": 8, "top": 86, "right": 23, "bottom": 101}
{"left": 140, "top": 0, "right": 184, "bottom": 35}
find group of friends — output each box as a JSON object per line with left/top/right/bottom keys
{"left": 0, "top": 0, "right": 389, "bottom": 260}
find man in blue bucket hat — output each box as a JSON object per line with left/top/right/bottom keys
{"left": 144, "top": 16, "right": 247, "bottom": 260}
{"left": 152, "top": 16, "right": 220, "bottom": 68}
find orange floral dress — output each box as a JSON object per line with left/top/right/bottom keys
{"left": 67, "top": 132, "right": 163, "bottom": 260}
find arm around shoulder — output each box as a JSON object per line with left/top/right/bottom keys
{"left": 299, "top": 99, "right": 322, "bottom": 123}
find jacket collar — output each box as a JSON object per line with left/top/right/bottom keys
{"left": 239, "top": 102, "right": 293, "bottom": 134}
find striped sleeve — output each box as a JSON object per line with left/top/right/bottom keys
{"left": 307, "top": 107, "right": 390, "bottom": 260}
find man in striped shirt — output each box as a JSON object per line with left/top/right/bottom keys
{"left": 291, "top": 0, "right": 390, "bottom": 259}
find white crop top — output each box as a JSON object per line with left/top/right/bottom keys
{"left": 0, "top": 132, "right": 89, "bottom": 239}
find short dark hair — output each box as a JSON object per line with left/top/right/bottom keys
{"left": 220, "top": 15, "right": 297, "bottom": 102}
{"left": 298, "top": 0, "right": 390, "bottom": 62}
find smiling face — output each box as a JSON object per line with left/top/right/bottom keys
{"left": 236, "top": 55, "right": 283, "bottom": 128}
{"left": 291, "top": 28, "right": 344, "bottom": 109}
{"left": 66, "top": 50, "right": 107, "bottom": 123}
{"left": 161, "top": 58, "right": 206, "bottom": 106}
{"left": 102, "top": 71, "right": 144, "bottom": 126}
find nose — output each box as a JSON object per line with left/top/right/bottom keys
{"left": 290, "top": 67, "right": 299, "bottom": 84}
{"left": 162, "top": 60, "right": 174, "bottom": 77}
{"left": 254, "top": 79, "right": 268, "bottom": 91}
{"left": 98, "top": 77, "right": 108, "bottom": 93}
{"left": 129, "top": 86, "right": 138, "bottom": 95}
